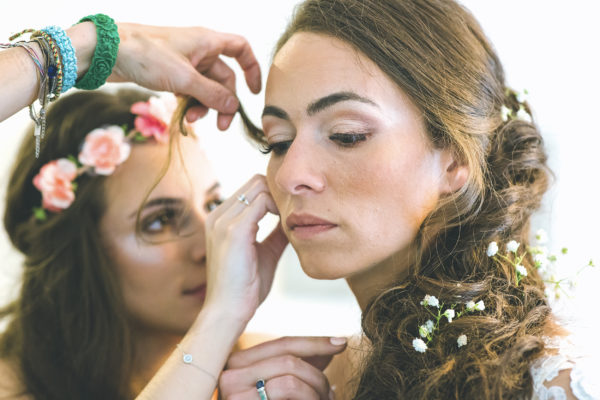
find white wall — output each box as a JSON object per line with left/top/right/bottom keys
{"left": 1, "top": 1, "right": 598, "bottom": 339}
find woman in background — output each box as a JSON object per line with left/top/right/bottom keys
{"left": 0, "top": 19, "right": 344, "bottom": 400}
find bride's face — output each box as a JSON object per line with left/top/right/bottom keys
{"left": 264, "top": 33, "right": 453, "bottom": 279}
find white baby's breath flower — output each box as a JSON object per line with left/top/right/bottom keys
{"left": 516, "top": 89, "right": 529, "bottom": 103}
{"left": 516, "top": 264, "right": 528, "bottom": 277}
{"left": 475, "top": 300, "right": 485, "bottom": 311}
{"left": 444, "top": 309, "right": 456, "bottom": 323}
{"left": 506, "top": 240, "right": 520, "bottom": 253}
{"left": 516, "top": 106, "right": 532, "bottom": 123}
{"left": 534, "top": 253, "right": 548, "bottom": 271}
{"left": 420, "top": 295, "right": 440, "bottom": 308}
{"left": 419, "top": 325, "right": 429, "bottom": 338}
{"left": 413, "top": 338, "right": 428, "bottom": 353}
{"left": 457, "top": 334, "right": 468, "bottom": 348}
{"left": 466, "top": 301, "right": 476, "bottom": 311}
{"left": 487, "top": 242, "right": 499, "bottom": 257}
{"left": 425, "top": 320, "right": 435, "bottom": 333}
{"left": 535, "top": 229, "right": 548, "bottom": 244}
{"left": 501, "top": 105, "right": 511, "bottom": 122}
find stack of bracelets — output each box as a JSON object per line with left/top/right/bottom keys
{"left": 0, "top": 14, "right": 120, "bottom": 158}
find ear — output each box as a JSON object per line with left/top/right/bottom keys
{"left": 439, "top": 150, "right": 469, "bottom": 194}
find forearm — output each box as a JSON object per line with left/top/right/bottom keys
{"left": 0, "top": 22, "right": 95, "bottom": 123}
{"left": 136, "top": 305, "right": 245, "bottom": 400}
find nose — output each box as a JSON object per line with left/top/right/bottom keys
{"left": 187, "top": 211, "right": 207, "bottom": 264}
{"left": 274, "top": 136, "right": 326, "bottom": 195}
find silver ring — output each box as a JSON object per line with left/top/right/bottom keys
{"left": 256, "top": 379, "right": 268, "bottom": 400}
{"left": 237, "top": 193, "right": 250, "bottom": 206}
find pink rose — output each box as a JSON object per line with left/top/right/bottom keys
{"left": 78, "top": 126, "right": 131, "bottom": 175}
{"left": 130, "top": 95, "right": 176, "bottom": 144}
{"left": 32, "top": 158, "right": 78, "bottom": 212}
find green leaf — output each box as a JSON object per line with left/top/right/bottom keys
{"left": 561, "top": 247, "right": 568, "bottom": 255}
{"left": 548, "top": 255, "right": 558, "bottom": 262}
{"left": 33, "top": 207, "right": 47, "bottom": 221}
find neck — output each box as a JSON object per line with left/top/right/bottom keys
{"left": 130, "top": 326, "right": 183, "bottom": 395}
{"left": 346, "top": 245, "right": 413, "bottom": 312}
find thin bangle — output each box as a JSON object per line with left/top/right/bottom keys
{"left": 175, "top": 343, "right": 218, "bottom": 383}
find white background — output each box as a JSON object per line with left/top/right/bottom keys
{"left": 0, "top": 1, "right": 599, "bottom": 341}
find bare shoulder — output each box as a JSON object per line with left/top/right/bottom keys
{"left": 0, "top": 358, "right": 31, "bottom": 400}
{"left": 325, "top": 335, "right": 369, "bottom": 400}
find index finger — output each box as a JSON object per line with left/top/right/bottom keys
{"left": 217, "top": 33, "right": 262, "bottom": 94}
{"left": 227, "top": 336, "right": 347, "bottom": 370}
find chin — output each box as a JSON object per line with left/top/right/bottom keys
{"left": 298, "top": 254, "right": 354, "bottom": 280}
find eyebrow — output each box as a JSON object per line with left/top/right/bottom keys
{"left": 261, "top": 91, "right": 378, "bottom": 121}
{"left": 128, "top": 182, "right": 221, "bottom": 218}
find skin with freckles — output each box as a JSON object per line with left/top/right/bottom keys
{"left": 263, "top": 33, "right": 458, "bottom": 293}
{"left": 100, "top": 136, "right": 223, "bottom": 335}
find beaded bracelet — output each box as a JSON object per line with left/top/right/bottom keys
{"left": 75, "top": 14, "right": 119, "bottom": 90}
{"left": 41, "top": 26, "right": 77, "bottom": 93}
{"left": 32, "top": 31, "right": 63, "bottom": 97}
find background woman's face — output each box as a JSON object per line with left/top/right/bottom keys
{"left": 264, "top": 33, "right": 450, "bottom": 279}
{"left": 100, "top": 137, "right": 222, "bottom": 334}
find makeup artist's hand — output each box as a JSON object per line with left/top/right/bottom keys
{"left": 204, "top": 175, "right": 288, "bottom": 324}
{"left": 109, "top": 23, "right": 261, "bottom": 130}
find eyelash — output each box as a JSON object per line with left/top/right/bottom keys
{"left": 262, "top": 133, "right": 368, "bottom": 155}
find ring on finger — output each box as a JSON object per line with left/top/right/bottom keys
{"left": 237, "top": 193, "right": 250, "bottom": 206}
{"left": 256, "top": 379, "right": 269, "bottom": 400}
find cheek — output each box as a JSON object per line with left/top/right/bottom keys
{"left": 109, "top": 236, "right": 178, "bottom": 293}
{"left": 340, "top": 146, "right": 440, "bottom": 248}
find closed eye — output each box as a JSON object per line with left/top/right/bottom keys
{"left": 329, "top": 133, "right": 368, "bottom": 147}
{"left": 262, "top": 140, "right": 293, "bottom": 156}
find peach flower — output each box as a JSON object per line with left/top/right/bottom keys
{"left": 78, "top": 126, "right": 131, "bottom": 175}
{"left": 130, "top": 95, "right": 176, "bottom": 143}
{"left": 32, "top": 158, "right": 78, "bottom": 212}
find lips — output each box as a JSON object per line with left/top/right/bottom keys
{"left": 286, "top": 213, "right": 337, "bottom": 239}
{"left": 182, "top": 284, "right": 207, "bottom": 297}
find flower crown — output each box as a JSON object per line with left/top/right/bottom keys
{"left": 32, "top": 94, "right": 178, "bottom": 220}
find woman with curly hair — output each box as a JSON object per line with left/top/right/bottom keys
{"left": 218, "top": 0, "right": 597, "bottom": 398}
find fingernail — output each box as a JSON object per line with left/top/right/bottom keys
{"left": 330, "top": 337, "right": 347, "bottom": 346}
{"left": 329, "top": 387, "right": 336, "bottom": 400}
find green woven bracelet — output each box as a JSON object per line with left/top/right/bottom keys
{"left": 74, "top": 14, "right": 120, "bottom": 90}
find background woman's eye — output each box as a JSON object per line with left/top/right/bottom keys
{"left": 262, "top": 140, "right": 292, "bottom": 155}
{"left": 142, "top": 208, "right": 178, "bottom": 234}
{"left": 329, "top": 133, "right": 367, "bottom": 146}
{"left": 206, "top": 197, "right": 224, "bottom": 212}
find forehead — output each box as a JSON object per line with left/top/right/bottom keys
{"left": 266, "top": 32, "right": 413, "bottom": 117}
{"left": 102, "top": 137, "right": 216, "bottom": 211}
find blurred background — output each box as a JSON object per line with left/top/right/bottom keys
{"left": 1, "top": 1, "right": 599, "bottom": 342}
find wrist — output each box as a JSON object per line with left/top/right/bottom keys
{"left": 66, "top": 22, "right": 96, "bottom": 79}
{"left": 191, "top": 302, "right": 249, "bottom": 340}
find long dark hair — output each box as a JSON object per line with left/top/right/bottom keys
{"left": 246, "top": 0, "right": 553, "bottom": 398}
{"left": 0, "top": 89, "right": 157, "bottom": 399}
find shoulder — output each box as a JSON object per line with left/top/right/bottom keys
{"left": 0, "top": 358, "right": 31, "bottom": 400}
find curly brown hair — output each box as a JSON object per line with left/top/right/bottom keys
{"left": 239, "top": 0, "right": 555, "bottom": 398}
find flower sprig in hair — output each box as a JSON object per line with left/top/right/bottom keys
{"left": 412, "top": 295, "right": 485, "bottom": 353}
{"left": 486, "top": 229, "right": 595, "bottom": 299}
{"left": 32, "top": 94, "right": 176, "bottom": 220}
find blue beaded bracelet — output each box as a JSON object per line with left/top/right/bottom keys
{"left": 41, "top": 25, "right": 77, "bottom": 93}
